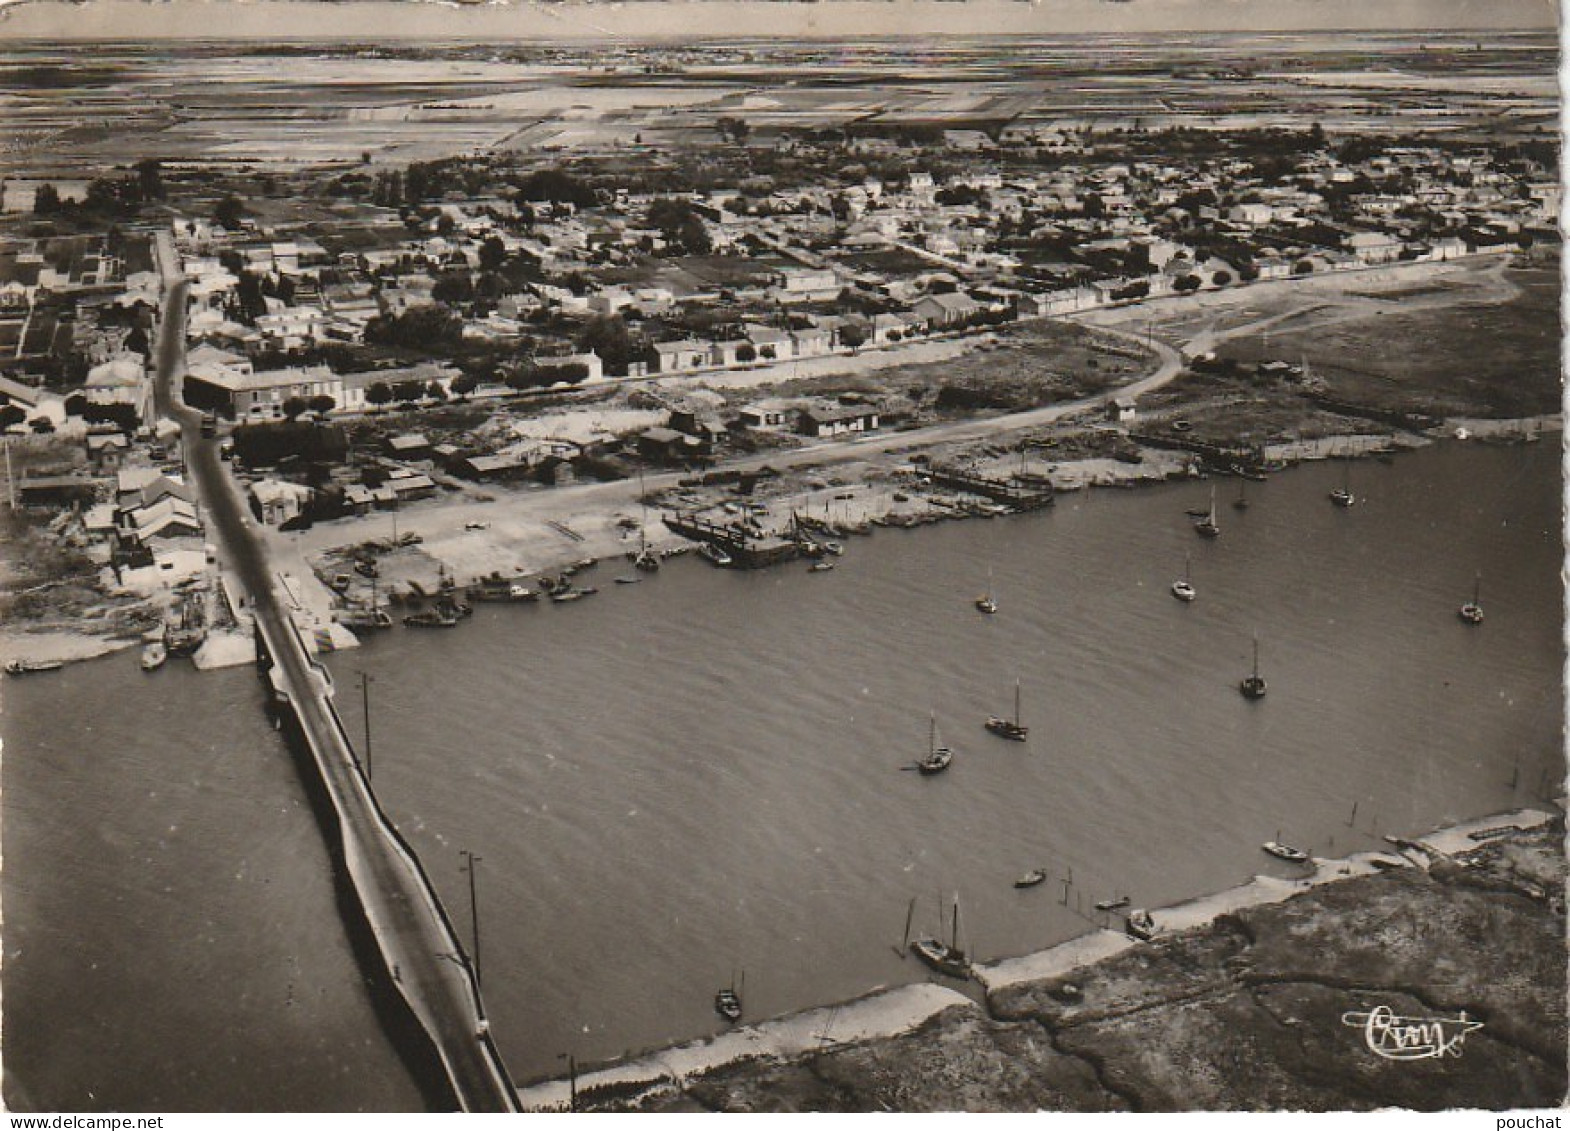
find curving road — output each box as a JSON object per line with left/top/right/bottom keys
{"left": 152, "top": 234, "right": 518, "bottom": 1112}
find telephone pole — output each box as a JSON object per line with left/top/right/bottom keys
{"left": 358, "top": 670, "right": 373, "bottom": 780}
{"left": 460, "top": 849, "right": 483, "bottom": 988}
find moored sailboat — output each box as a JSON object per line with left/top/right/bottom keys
{"left": 984, "top": 678, "right": 1028, "bottom": 741}
{"left": 918, "top": 713, "right": 954, "bottom": 774}
{"left": 975, "top": 567, "right": 998, "bottom": 614}
{"left": 1171, "top": 552, "right": 1196, "bottom": 602}
{"left": 1239, "top": 635, "right": 1267, "bottom": 699}
{"left": 1194, "top": 486, "right": 1220, "bottom": 538}
{"left": 1458, "top": 572, "right": 1484, "bottom": 625}
{"left": 910, "top": 895, "right": 970, "bottom": 979}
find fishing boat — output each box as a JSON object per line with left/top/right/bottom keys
{"left": 714, "top": 972, "right": 743, "bottom": 1023}
{"left": 910, "top": 896, "right": 970, "bottom": 979}
{"left": 1171, "top": 552, "right": 1196, "bottom": 602}
{"left": 1125, "top": 909, "right": 1157, "bottom": 941}
{"left": 1262, "top": 840, "right": 1310, "bottom": 864}
{"left": 6, "top": 658, "right": 64, "bottom": 676}
{"left": 1095, "top": 895, "right": 1131, "bottom": 912}
{"left": 1330, "top": 454, "right": 1355, "bottom": 507}
{"left": 917, "top": 713, "right": 953, "bottom": 775}
{"left": 698, "top": 542, "right": 733, "bottom": 568}
{"left": 808, "top": 560, "right": 835, "bottom": 573}
{"left": 985, "top": 678, "right": 1028, "bottom": 741}
{"left": 615, "top": 576, "right": 643, "bottom": 585}
{"left": 1193, "top": 487, "right": 1220, "bottom": 538}
{"left": 1013, "top": 869, "right": 1048, "bottom": 889}
{"left": 1239, "top": 635, "right": 1267, "bottom": 700}
{"left": 404, "top": 607, "right": 459, "bottom": 628}
{"left": 1458, "top": 573, "right": 1484, "bottom": 625}
{"left": 975, "top": 567, "right": 998, "bottom": 614}
{"left": 140, "top": 641, "right": 168, "bottom": 671}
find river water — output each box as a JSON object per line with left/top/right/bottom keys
{"left": 3, "top": 439, "right": 1563, "bottom": 1104}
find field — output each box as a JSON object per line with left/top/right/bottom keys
{"left": 1215, "top": 265, "right": 1561, "bottom": 418}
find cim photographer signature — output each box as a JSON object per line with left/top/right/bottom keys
{"left": 1341, "top": 1004, "right": 1484, "bottom": 1060}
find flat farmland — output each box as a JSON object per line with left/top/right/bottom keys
{"left": 1215, "top": 265, "right": 1561, "bottom": 418}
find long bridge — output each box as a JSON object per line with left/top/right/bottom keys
{"left": 152, "top": 232, "right": 518, "bottom": 1111}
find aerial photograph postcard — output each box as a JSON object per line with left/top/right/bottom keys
{"left": 0, "top": 0, "right": 1563, "bottom": 1114}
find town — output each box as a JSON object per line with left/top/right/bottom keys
{"left": 1, "top": 36, "right": 1559, "bottom": 664}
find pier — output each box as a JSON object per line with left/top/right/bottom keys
{"left": 662, "top": 510, "right": 800, "bottom": 568}
{"left": 153, "top": 233, "right": 519, "bottom": 1112}
{"left": 923, "top": 464, "right": 1056, "bottom": 510}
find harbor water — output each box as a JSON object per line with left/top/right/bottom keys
{"left": 3, "top": 439, "right": 1563, "bottom": 1104}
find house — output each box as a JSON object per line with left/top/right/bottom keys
{"left": 122, "top": 496, "right": 202, "bottom": 544}
{"left": 386, "top": 432, "right": 433, "bottom": 460}
{"left": 86, "top": 431, "right": 129, "bottom": 470}
{"left": 385, "top": 470, "right": 437, "bottom": 502}
{"left": 744, "top": 326, "right": 795, "bottom": 362}
{"left": 737, "top": 400, "right": 793, "bottom": 429}
{"left": 183, "top": 364, "right": 339, "bottom": 420}
{"left": 637, "top": 426, "right": 708, "bottom": 465}
{"left": 797, "top": 404, "right": 881, "bottom": 438}
{"left": 651, "top": 340, "right": 711, "bottom": 373}
{"left": 455, "top": 453, "right": 534, "bottom": 482}
{"left": 18, "top": 474, "right": 98, "bottom": 508}
{"left": 84, "top": 354, "right": 150, "bottom": 422}
{"left": 1344, "top": 231, "right": 1403, "bottom": 264}
{"left": 791, "top": 326, "right": 833, "bottom": 358}
{"left": 249, "top": 478, "right": 314, "bottom": 525}
{"left": 912, "top": 292, "right": 980, "bottom": 328}
{"left": 1106, "top": 397, "right": 1138, "bottom": 424}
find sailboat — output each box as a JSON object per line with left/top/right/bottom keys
{"left": 1329, "top": 450, "right": 1355, "bottom": 507}
{"left": 1194, "top": 486, "right": 1220, "bottom": 538}
{"left": 1239, "top": 635, "right": 1267, "bottom": 699}
{"left": 975, "top": 567, "right": 998, "bottom": 614}
{"left": 910, "top": 895, "right": 970, "bottom": 979}
{"left": 985, "top": 678, "right": 1028, "bottom": 741}
{"left": 714, "top": 970, "right": 743, "bottom": 1022}
{"left": 1233, "top": 477, "right": 1250, "bottom": 511}
{"left": 1171, "top": 552, "right": 1197, "bottom": 602}
{"left": 1458, "top": 572, "right": 1484, "bottom": 625}
{"left": 918, "top": 713, "right": 954, "bottom": 774}
{"left": 632, "top": 470, "right": 660, "bottom": 572}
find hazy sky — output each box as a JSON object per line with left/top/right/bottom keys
{"left": 0, "top": 0, "right": 1558, "bottom": 40}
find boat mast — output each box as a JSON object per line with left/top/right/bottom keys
{"left": 1473, "top": 572, "right": 1481, "bottom": 605}
{"left": 951, "top": 895, "right": 961, "bottom": 954}
{"left": 1252, "top": 635, "right": 1261, "bottom": 681}
{"left": 902, "top": 897, "right": 916, "bottom": 950}
{"left": 1014, "top": 677, "right": 1022, "bottom": 727}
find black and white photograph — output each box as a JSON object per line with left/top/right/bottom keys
{"left": 0, "top": 0, "right": 1563, "bottom": 1115}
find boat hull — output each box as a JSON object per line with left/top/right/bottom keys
{"left": 909, "top": 939, "right": 969, "bottom": 979}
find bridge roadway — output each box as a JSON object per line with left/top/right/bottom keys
{"left": 151, "top": 234, "right": 519, "bottom": 1111}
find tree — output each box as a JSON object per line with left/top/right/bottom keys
{"left": 33, "top": 183, "right": 61, "bottom": 215}
{"left": 393, "top": 380, "right": 424, "bottom": 404}
{"left": 1211, "top": 270, "right": 1232, "bottom": 287}
{"left": 366, "top": 382, "right": 393, "bottom": 409}
{"left": 432, "top": 271, "right": 474, "bottom": 306}
{"left": 1293, "top": 259, "right": 1315, "bottom": 275}
{"left": 0, "top": 404, "right": 25, "bottom": 430}
{"left": 450, "top": 372, "right": 480, "bottom": 399}
{"left": 838, "top": 322, "right": 867, "bottom": 350}
{"left": 578, "top": 314, "right": 634, "bottom": 377}
{"left": 134, "top": 159, "right": 165, "bottom": 201}
{"left": 282, "top": 396, "right": 308, "bottom": 420}
{"left": 1174, "top": 274, "right": 1202, "bottom": 293}
{"left": 426, "top": 381, "right": 448, "bottom": 401}
{"left": 479, "top": 235, "right": 507, "bottom": 273}
{"left": 214, "top": 194, "right": 246, "bottom": 230}
{"left": 735, "top": 343, "right": 757, "bottom": 363}
{"left": 308, "top": 394, "right": 336, "bottom": 416}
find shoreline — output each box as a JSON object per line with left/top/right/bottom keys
{"left": 4, "top": 419, "right": 1557, "bottom": 672}
{"left": 515, "top": 804, "right": 1559, "bottom": 1111}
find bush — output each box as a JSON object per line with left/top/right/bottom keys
{"left": 232, "top": 421, "right": 347, "bottom": 468}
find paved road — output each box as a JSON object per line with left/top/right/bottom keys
{"left": 152, "top": 234, "right": 518, "bottom": 1112}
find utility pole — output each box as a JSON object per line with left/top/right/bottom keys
{"left": 358, "top": 670, "right": 373, "bottom": 780}
{"left": 461, "top": 849, "right": 483, "bottom": 989}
